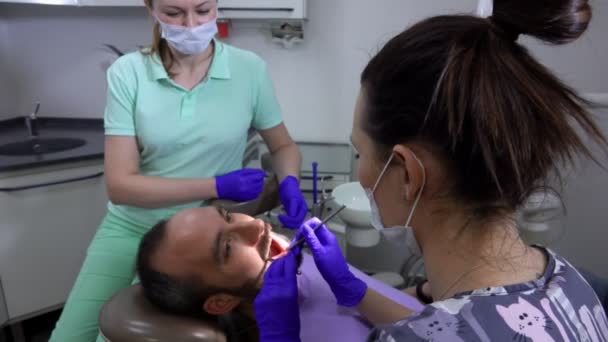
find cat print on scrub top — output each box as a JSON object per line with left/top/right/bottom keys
{"left": 496, "top": 297, "right": 554, "bottom": 342}
{"left": 408, "top": 309, "right": 466, "bottom": 342}
{"left": 367, "top": 248, "right": 608, "bottom": 342}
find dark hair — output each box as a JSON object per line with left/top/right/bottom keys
{"left": 361, "top": 0, "right": 606, "bottom": 214}
{"left": 137, "top": 219, "right": 215, "bottom": 320}
{"left": 142, "top": 0, "right": 177, "bottom": 76}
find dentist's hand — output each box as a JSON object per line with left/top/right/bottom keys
{"left": 278, "top": 176, "right": 308, "bottom": 229}
{"left": 254, "top": 247, "right": 302, "bottom": 342}
{"left": 215, "top": 169, "right": 265, "bottom": 202}
{"left": 297, "top": 218, "right": 367, "bottom": 307}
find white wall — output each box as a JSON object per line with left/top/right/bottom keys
{"left": 0, "top": 4, "right": 152, "bottom": 122}
{"left": 557, "top": 106, "right": 608, "bottom": 277}
{"left": 527, "top": 0, "right": 608, "bottom": 276}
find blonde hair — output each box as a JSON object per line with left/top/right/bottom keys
{"left": 143, "top": 0, "right": 176, "bottom": 75}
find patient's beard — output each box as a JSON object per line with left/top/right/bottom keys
{"left": 257, "top": 224, "right": 272, "bottom": 261}
{"left": 238, "top": 227, "right": 303, "bottom": 303}
{"left": 233, "top": 234, "right": 304, "bottom": 321}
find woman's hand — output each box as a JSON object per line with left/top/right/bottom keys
{"left": 254, "top": 248, "right": 302, "bottom": 342}
{"left": 215, "top": 168, "right": 265, "bottom": 202}
{"left": 278, "top": 176, "right": 308, "bottom": 228}
{"left": 297, "top": 218, "right": 367, "bottom": 307}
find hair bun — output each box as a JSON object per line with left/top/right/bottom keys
{"left": 492, "top": 0, "right": 592, "bottom": 45}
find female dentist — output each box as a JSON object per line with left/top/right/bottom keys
{"left": 253, "top": 0, "right": 608, "bottom": 340}
{"left": 50, "top": 0, "right": 307, "bottom": 341}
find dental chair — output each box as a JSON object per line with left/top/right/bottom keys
{"left": 99, "top": 155, "right": 281, "bottom": 342}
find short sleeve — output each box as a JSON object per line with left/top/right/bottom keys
{"left": 252, "top": 60, "right": 283, "bottom": 131}
{"left": 104, "top": 60, "right": 136, "bottom": 136}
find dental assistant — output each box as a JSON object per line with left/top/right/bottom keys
{"left": 50, "top": 1, "right": 307, "bottom": 341}
{"left": 253, "top": 0, "right": 608, "bottom": 341}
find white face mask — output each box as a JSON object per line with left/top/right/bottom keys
{"left": 364, "top": 152, "right": 426, "bottom": 256}
{"left": 157, "top": 17, "right": 218, "bottom": 55}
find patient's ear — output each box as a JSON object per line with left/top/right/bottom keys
{"left": 203, "top": 294, "right": 241, "bottom": 315}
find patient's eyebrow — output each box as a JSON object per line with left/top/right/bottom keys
{"left": 212, "top": 207, "right": 224, "bottom": 265}
{"left": 212, "top": 230, "right": 222, "bottom": 265}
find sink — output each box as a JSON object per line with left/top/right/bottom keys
{"left": 332, "top": 181, "right": 379, "bottom": 248}
{"left": 331, "top": 182, "right": 372, "bottom": 228}
{"left": 0, "top": 138, "right": 86, "bottom": 156}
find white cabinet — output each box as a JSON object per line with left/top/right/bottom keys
{"left": 0, "top": 0, "right": 308, "bottom": 19}
{"left": 0, "top": 0, "right": 78, "bottom": 4}
{"left": 0, "top": 0, "right": 135, "bottom": 5}
{"left": 0, "top": 160, "right": 107, "bottom": 322}
{"left": 218, "top": 0, "right": 307, "bottom": 19}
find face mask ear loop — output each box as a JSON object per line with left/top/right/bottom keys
{"left": 371, "top": 153, "right": 395, "bottom": 194}
{"left": 404, "top": 153, "right": 426, "bottom": 227}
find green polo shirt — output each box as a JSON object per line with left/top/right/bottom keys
{"left": 103, "top": 40, "right": 283, "bottom": 229}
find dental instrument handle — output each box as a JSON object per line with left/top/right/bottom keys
{"left": 312, "top": 162, "right": 318, "bottom": 204}
{"left": 287, "top": 204, "right": 346, "bottom": 251}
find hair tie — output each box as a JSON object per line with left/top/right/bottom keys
{"left": 490, "top": 16, "right": 521, "bottom": 42}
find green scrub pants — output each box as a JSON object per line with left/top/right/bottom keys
{"left": 49, "top": 212, "right": 148, "bottom": 342}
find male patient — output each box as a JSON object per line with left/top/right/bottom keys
{"left": 136, "top": 206, "right": 423, "bottom": 341}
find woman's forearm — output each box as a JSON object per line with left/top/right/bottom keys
{"left": 107, "top": 175, "right": 217, "bottom": 209}
{"left": 356, "top": 288, "right": 416, "bottom": 325}
{"left": 270, "top": 142, "right": 301, "bottom": 182}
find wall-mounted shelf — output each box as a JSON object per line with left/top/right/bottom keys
{"left": 585, "top": 93, "right": 608, "bottom": 108}
{"left": 0, "top": 0, "right": 308, "bottom": 20}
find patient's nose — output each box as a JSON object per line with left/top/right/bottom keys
{"left": 231, "top": 219, "right": 265, "bottom": 246}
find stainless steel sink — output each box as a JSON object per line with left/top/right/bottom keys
{"left": 0, "top": 138, "right": 86, "bottom": 156}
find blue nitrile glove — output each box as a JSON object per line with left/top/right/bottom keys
{"left": 215, "top": 168, "right": 265, "bottom": 202}
{"left": 278, "top": 176, "right": 308, "bottom": 229}
{"left": 297, "top": 217, "right": 368, "bottom": 307}
{"left": 254, "top": 247, "right": 302, "bottom": 342}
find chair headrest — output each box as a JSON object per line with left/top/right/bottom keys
{"left": 99, "top": 284, "right": 226, "bottom": 342}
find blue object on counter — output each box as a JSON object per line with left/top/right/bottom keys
{"left": 312, "top": 161, "right": 318, "bottom": 204}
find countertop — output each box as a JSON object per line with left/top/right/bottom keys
{"left": 0, "top": 117, "right": 104, "bottom": 172}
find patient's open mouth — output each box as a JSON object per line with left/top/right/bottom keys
{"left": 269, "top": 238, "right": 284, "bottom": 258}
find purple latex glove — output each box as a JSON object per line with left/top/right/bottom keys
{"left": 278, "top": 176, "right": 308, "bottom": 229}
{"left": 254, "top": 248, "right": 302, "bottom": 342}
{"left": 297, "top": 217, "right": 368, "bottom": 307}
{"left": 215, "top": 168, "right": 265, "bottom": 202}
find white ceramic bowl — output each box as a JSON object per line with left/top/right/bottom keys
{"left": 331, "top": 182, "right": 372, "bottom": 228}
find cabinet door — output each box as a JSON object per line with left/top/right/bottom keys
{"left": 0, "top": 162, "right": 107, "bottom": 320}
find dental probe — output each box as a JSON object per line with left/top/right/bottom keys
{"left": 286, "top": 204, "right": 347, "bottom": 251}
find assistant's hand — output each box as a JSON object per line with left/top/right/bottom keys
{"left": 215, "top": 168, "right": 265, "bottom": 202}
{"left": 278, "top": 176, "right": 308, "bottom": 229}
{"left": 254, "top": 248, "right": 302, "bottom": 342}
{"left": 297, "top": 218, "right": 367, "bottom": 307}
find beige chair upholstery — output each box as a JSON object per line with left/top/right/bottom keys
{"left": 99, "top": 285, "right": 227, "bottom": 342}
